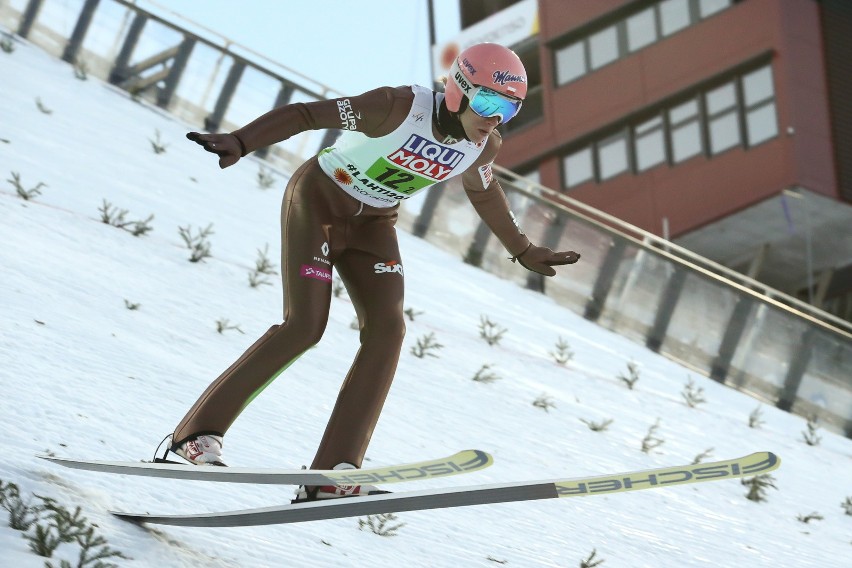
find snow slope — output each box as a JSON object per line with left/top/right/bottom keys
{"left": 1, "top": 34, "right": 851, "bottom": 568}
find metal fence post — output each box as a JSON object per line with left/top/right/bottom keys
{"left": 412, "top": 184, "right": 445, "bottom": 238}
{"left": 256, "top": 82, "right": 296, "bottom": 159}
{"left": 777, "top": 326, "right": 818, "bottom": 411}
{"left": 17, "top": 0, "right": 45, "bottom": 38}
{"left": 109, "top": 12, "right": 147, "bottom": 85}
{"left": 710, "top": 295, "right": 755, "bottom": 383}
{"left": 464, "top": 222, "right": 492, "bottom": 267}
{"left": 204, "top": 60, "right": 246, "bottom": 132}
{"left": 646, "top": 267, "right": 687, "bottom": 352}
{"left": 61, "top": 0, "right": 100, "bottom": 64}
{"left": 584, "top": 237, "right": 627, "bottom": 322}
{"left": 316, "top": 129, "right": 340, "bottom": 153}
{"left": 156, "top": 37, "right": 196, "bottom": 109}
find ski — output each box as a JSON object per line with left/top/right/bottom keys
{"left": 111, "top": 451, "right": 779, "bottom": 527}
{"left": 39, "top": 449, "right": 493, "bottom": 486}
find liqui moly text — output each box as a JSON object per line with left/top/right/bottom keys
{"left": 387, "top": 135, "right": 465, "bottom": 180}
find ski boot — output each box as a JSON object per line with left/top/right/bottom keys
{"left": 292, "top": 462, "right": 390, "bottom": 503}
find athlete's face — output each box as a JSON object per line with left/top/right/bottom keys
{"left": 459, "top": 107, "right": 501, "bottom": 144}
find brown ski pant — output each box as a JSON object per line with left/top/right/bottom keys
{"left": 172, "top": 156, "right": 406, "bottom": 469}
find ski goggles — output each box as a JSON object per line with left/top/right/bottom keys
{"left": 467, "top": 86, "right": 523, "bottom": 123}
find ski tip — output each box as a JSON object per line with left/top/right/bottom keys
{"left": 111, "top": 511, "right": 146, "bottom": 525}
{"left": 36, "top": 454, "right": 64, "bottom": 464}
{"left": 467, "top": 449, "right": 495, "bottom": 470}
{"left": 763, "top": 451, "right": 781, "bottom": 469}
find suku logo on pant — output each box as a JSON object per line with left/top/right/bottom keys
{"left": 374, "top": 261, "right": 403, "bottom": 275}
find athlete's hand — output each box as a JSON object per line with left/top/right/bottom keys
{"left": 186, "top": 132, "right": 242, "bottom": 169}
{"left": 513, "top": 244, "right": 581, "bottom": 277}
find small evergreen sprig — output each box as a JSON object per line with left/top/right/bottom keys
{"left": 580, "top": 418, "right": 613, "bottom": 432}
{"left": 801, "top": 415, "right": 821, "bottom": 446}
{"left": 149, "top": 129, "right": 168, "bottom": 154}
{"left": 681, "top": 377, "right": 706, "bottom": 408}
{"left": 581, "top": 548, "right": 606, "bottom": 568}
{"left": 215, "top": 318, "right": 244, "bottom": 334}
{"left": 472, "top": 364, "right": 500, "bottom": 383}
{"left": 98, "top": 199, "right": 154, "bottom": 236}
{"left": 404, "top": 307, "right": 424, "bottom": 322}
{"left": 1, "top": 35, "right": 14, "bottom": 53}
{"left": 248, "top": 244, "right": 278, "bottom": 288}
{"left": 1, "top": 480, "right": 41, "bottom": 530}
{"left": 178, "top": 223, "right": 214, "bottom": 262}
{"left": 532, "top": 394, "right": 556, "bottom": 412}
{"left": 0, "top": 479, "right": 19, "bottom": 508}
{"left": 550, "top": 336, "right": 574, "bottom": 365}
{"left": 617, "top": 361, "right": 640, "bottom": 390}
{"left": 841, "top": 496, "right": 852, "bottom": 516}
{"left": 8, "top": 171, "right": 46, "bottom": 200}
{"left": 411, "top": 332, "right": 443, "bottom": 358}
{"left": 692, "top": 448, "right": 714, "bottom": 464}
{"left": 98, "top": 200, "right": 129, "bottom": 227}
{"left": 332, "top": 277, "right": 347, "bottom": 298}
{"left": 358, "top": 512, "right": 405, "bottom": 536}
{"left": 748, "top": 406, "right": 765, "bottom": 428}
{"left": 73, "top": 59, "right": 89, "bottom": 81}
{"left": 742, "top": 474, "right": 777, "bottom": 502}
{"left": 479, "top": 315, "right": 507, "bottom": 346}
{"left": 1, "top": 482, "right": 129, "bottom": 566}
{"left": 35, "top": 97, "right": 53, "bottom": 115}
{"left": 257, "top": 165, "right": 276, "bottom": 189}
{"left": 25, "top": 497, "right": 87, "bottom": 558}
{"left": 796, "top": 512, "right": 823, "bottom": 524}
{"left": 641, "top": 419, "right": 664, "bottom": 453}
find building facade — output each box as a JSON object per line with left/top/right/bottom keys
{"left": 447, "top": 0, "right": 852, "bottom": 321}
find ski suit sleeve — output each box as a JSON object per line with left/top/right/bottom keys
{"left": 461, "top": 133, "right": 530, "bottom": 257}
{"left": 230, "top": 87, "right": 399, "bottom": 155}
{"left": 462, "top": 132, "right": 581, "bottom": 277}
{"left": 187, "top": 87, "right": 410, "bottom": 169}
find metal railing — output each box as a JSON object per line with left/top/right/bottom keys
{"left": 2, "top": 0, "right": 341, "bottom": 170}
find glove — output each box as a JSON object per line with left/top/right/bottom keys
{"left": 512, "top": 243, "right": 581, "bottom": 277}
{"left": 186, "top": 132, "right": 245, "bottom": 169}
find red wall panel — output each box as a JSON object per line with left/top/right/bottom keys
{"left": 496, "top": 0, "right": 837, "bottom": 237}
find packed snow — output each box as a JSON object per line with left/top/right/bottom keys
{"left": 1, "top": 33, "right": 850, "bottom": 568}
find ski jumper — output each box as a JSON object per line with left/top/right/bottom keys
{"left": 172, "top": 85, "right": 531, "bottom": 470}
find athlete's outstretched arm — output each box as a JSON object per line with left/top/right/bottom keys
{"left": 462, "top": 134, "right": 580, "bottom": 277}
{"left": 186, "top": 87, "right": 406, "bottom": 169}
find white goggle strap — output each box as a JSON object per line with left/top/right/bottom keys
{"left": 449, "top": 58, "right": 476, "bottom": 100}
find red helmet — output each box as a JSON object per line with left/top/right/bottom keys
{"left": 444, "top": 43, "right": 528, "bottom": 114}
